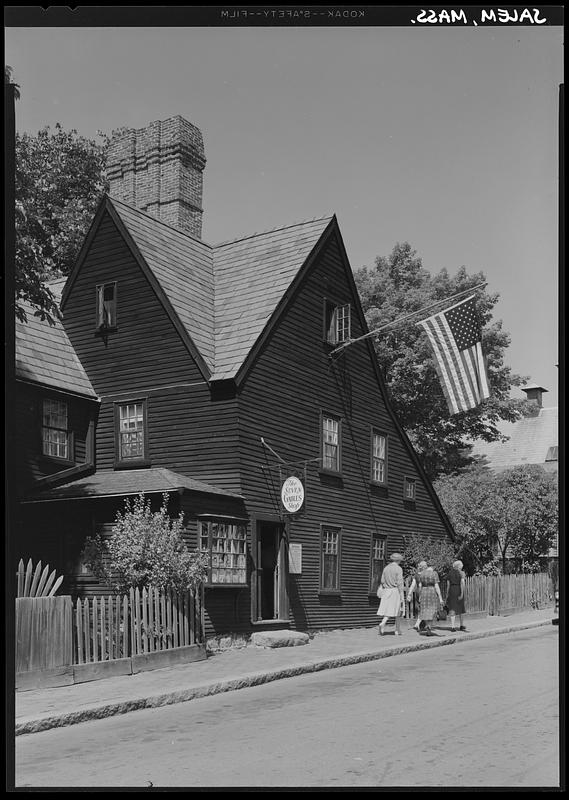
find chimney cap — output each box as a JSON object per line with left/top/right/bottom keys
{"left": 522, "top": 384, "right": 549, "bottom": 393}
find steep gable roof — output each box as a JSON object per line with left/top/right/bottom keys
{"left": 107, "top": 198, "right": 216, "bottom": 372}
{"left": 211, "top": 216, "right": 334, "bottom": 381}
{"left": 15, "top": 279, "right": 98, "bottom": 399}
{"left": 470, "top": 407, "right": 558, "bottom": 471}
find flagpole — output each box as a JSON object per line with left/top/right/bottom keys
{"left": 330, "top": 281, "right": 487, "bottom": 356}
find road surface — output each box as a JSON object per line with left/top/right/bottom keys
{"left": 14, "top": 626, "right": 559, "bottom": 788}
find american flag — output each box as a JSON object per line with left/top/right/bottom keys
{"left": 418, "top": 295, "right": 490, "bottom": 415}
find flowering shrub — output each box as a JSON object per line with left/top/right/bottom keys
{"left": 82, "top": 493, "right": 209, "bottom": 594}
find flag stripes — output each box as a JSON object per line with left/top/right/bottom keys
{"left": 418, "top": 295, "right": 490, "bottom": 415}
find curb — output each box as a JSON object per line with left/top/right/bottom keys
{"left": 15, "top": 618, "right": 554, "bottom": 736}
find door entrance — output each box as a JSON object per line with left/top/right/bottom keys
{"left": 256, "top": 522, "right": 286, "bottom": 621}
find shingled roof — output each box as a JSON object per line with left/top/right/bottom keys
{"left": 15, "top": 279, "right": 98, "bottom": 399}
{"left": 22, "top": 467, "right": 243, "bottom": 503}
{"left": 470, "top": 406, "right": 558, "bottom": 472}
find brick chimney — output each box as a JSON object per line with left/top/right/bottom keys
{"left": 522, "top": 384, "right": 548, "bottom": 408}
{"left": 106, "top": 115, "right": 206, "bottom": 238}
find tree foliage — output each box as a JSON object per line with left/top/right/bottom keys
{"left": 401, "top": 532, "right": 457, "bottom": 580}
{"left": 354, "top": 242, "right": 531, "bottom": 478}
{"left": 15, "top": 122, "right": 109, "bottom": 324}
{"left": 434, "top": 465, "right": 558, "bottom": 574}
{"left": 82, "top": 493, "right": 209, "bottom": 594}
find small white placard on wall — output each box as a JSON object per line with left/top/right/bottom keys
{"left": 289, "top": 543, "right": 302, "bottom": 574}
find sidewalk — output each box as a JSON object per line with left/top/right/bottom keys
{"left": 15, "top": 608, "right": 556, "bottom": 736}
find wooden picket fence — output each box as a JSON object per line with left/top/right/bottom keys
{"left": 74, "top": 585, "right": 204, "bottom": 665}
{"left": 406, "top": 571, "right": 554, "bottom": 618}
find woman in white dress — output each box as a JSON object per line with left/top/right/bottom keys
{"left": 377, "top": 552, "right": 405, "bottom": 636}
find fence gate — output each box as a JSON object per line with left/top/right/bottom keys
{"left": 16, "top": 595, "right": 73, "bottom": 690}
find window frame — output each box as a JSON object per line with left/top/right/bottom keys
{"left": 370, "top": 429, "right": 388, "bottom": 486}
{"left": 114, "top": 398, "right": 150, "bottom": 468}
{"left": 95, "top": 281, "right": 118, "bottom": 332}
{"left": 319, "top": 524, "right": 342, "bottom": 595}
{"left": 369, "top": 532, "right": 387, "bottom": 595}
{"left": 320, "top": 411, "right": 342, "bottom": 475}
{"left": 323, "top": 299, "right": 351, "bottom": 346}
{"left": 198, "top": 519, "right": 249, "bottom": 588}
{"left": 403, "top": 476, "right": 417, "bottom": 502}
{"left": 41, "top": 397, "right": 74, "bottom": 463}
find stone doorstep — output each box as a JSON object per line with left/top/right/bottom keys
{"left": 250, "top": 630, "right": 310, "bottom": 648}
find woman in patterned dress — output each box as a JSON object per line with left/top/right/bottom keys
{"left": 418, "top": 563, "right": 443, "bottom": 636}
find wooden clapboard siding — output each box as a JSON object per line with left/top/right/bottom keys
{"left": 237, "top": 232, "right": 451, "bottom": 631}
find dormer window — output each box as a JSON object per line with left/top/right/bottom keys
{"left": 324, "top": 300, "right": 351, "bottom": 346}
{"left": 96, "top": 282, "right": 117, "bottom": 330}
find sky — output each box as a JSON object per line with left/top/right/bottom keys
{"left": 5, "top": 14, "right": 563, "bottom": 406}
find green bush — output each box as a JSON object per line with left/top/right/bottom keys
{"left": 81, "top": 493, "right": 209, "bottom": 594}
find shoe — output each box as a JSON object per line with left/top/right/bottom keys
{"left": 459, "top": 626, "right": 467, "bottom": 632}
{"left": 378, "top": 624, "right": 386, "bottom": 636}
{"left": 450, "top": 628, "right": 457, "bottom": 632}
{"left": 394, "top": 631, "right": 402, "bottom": 636}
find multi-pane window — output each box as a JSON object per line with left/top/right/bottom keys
{"left": 371, "top": 431, "right": 387, "bottom": 484}
{"left": 321, "top": 527, "right": 341, "bottom": 590}
{"left": 42, "top": 398, "right": 70, "bottom": 459}
{"left": 322, "top": 415, "right": 341, "bottom": 472}
{"left": 324, "top": 301, "right": 351, "bottom": 346}
{"left": 118, "top": 402, "right": 145, "bottom": 460}
{"left": 404, "top": 477, "right": 416, "bottom": 501}
{"left": 370, "top": 533, "right": 386, "bottom": 593}
{"left": 96, "top": 282, "right": 117, "bottom": 329}
{"left": 199, "top": 521, "right": 248, "bottom": 585}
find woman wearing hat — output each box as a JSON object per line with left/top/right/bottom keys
{"left": 377, "top": 552, "right": 405, "bottom": 636}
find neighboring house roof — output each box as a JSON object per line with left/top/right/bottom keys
{"left": 22, "top": 467, "right": 243, "bottom": 503}
{"left": 15, "top": 280, "right": 98, "bottom": 400}
{"left": 470, "top": 407, "right": 558, "bottom": 472}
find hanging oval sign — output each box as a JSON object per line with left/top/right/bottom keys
{"left": 281, "top": 476, "right": 305, "bottom": 513}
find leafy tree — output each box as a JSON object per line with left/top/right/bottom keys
{"left": 82, "top": 493, "right": 209, "bottom": 594}
{"left": 434, "top": 465, "right": 558, "bottom": 574}
{"left": 401, "top": 532, "right": 457, "bottom": 580}
{"left": 15, "top": 123, "right": 109, "bottom": 324}
{"left": 354, "top": 243, "right": 530, "bottom": 478}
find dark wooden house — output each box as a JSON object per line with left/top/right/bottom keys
{"left": 15, "top": 115, "right": 455, "bottom": 640}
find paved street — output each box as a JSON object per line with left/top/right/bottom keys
{"left": 15, "top": 626, "right": 559, "bottom": 788}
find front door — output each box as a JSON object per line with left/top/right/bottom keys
{"left": 256, "top": 522, "right": 286, "bottom": 621}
